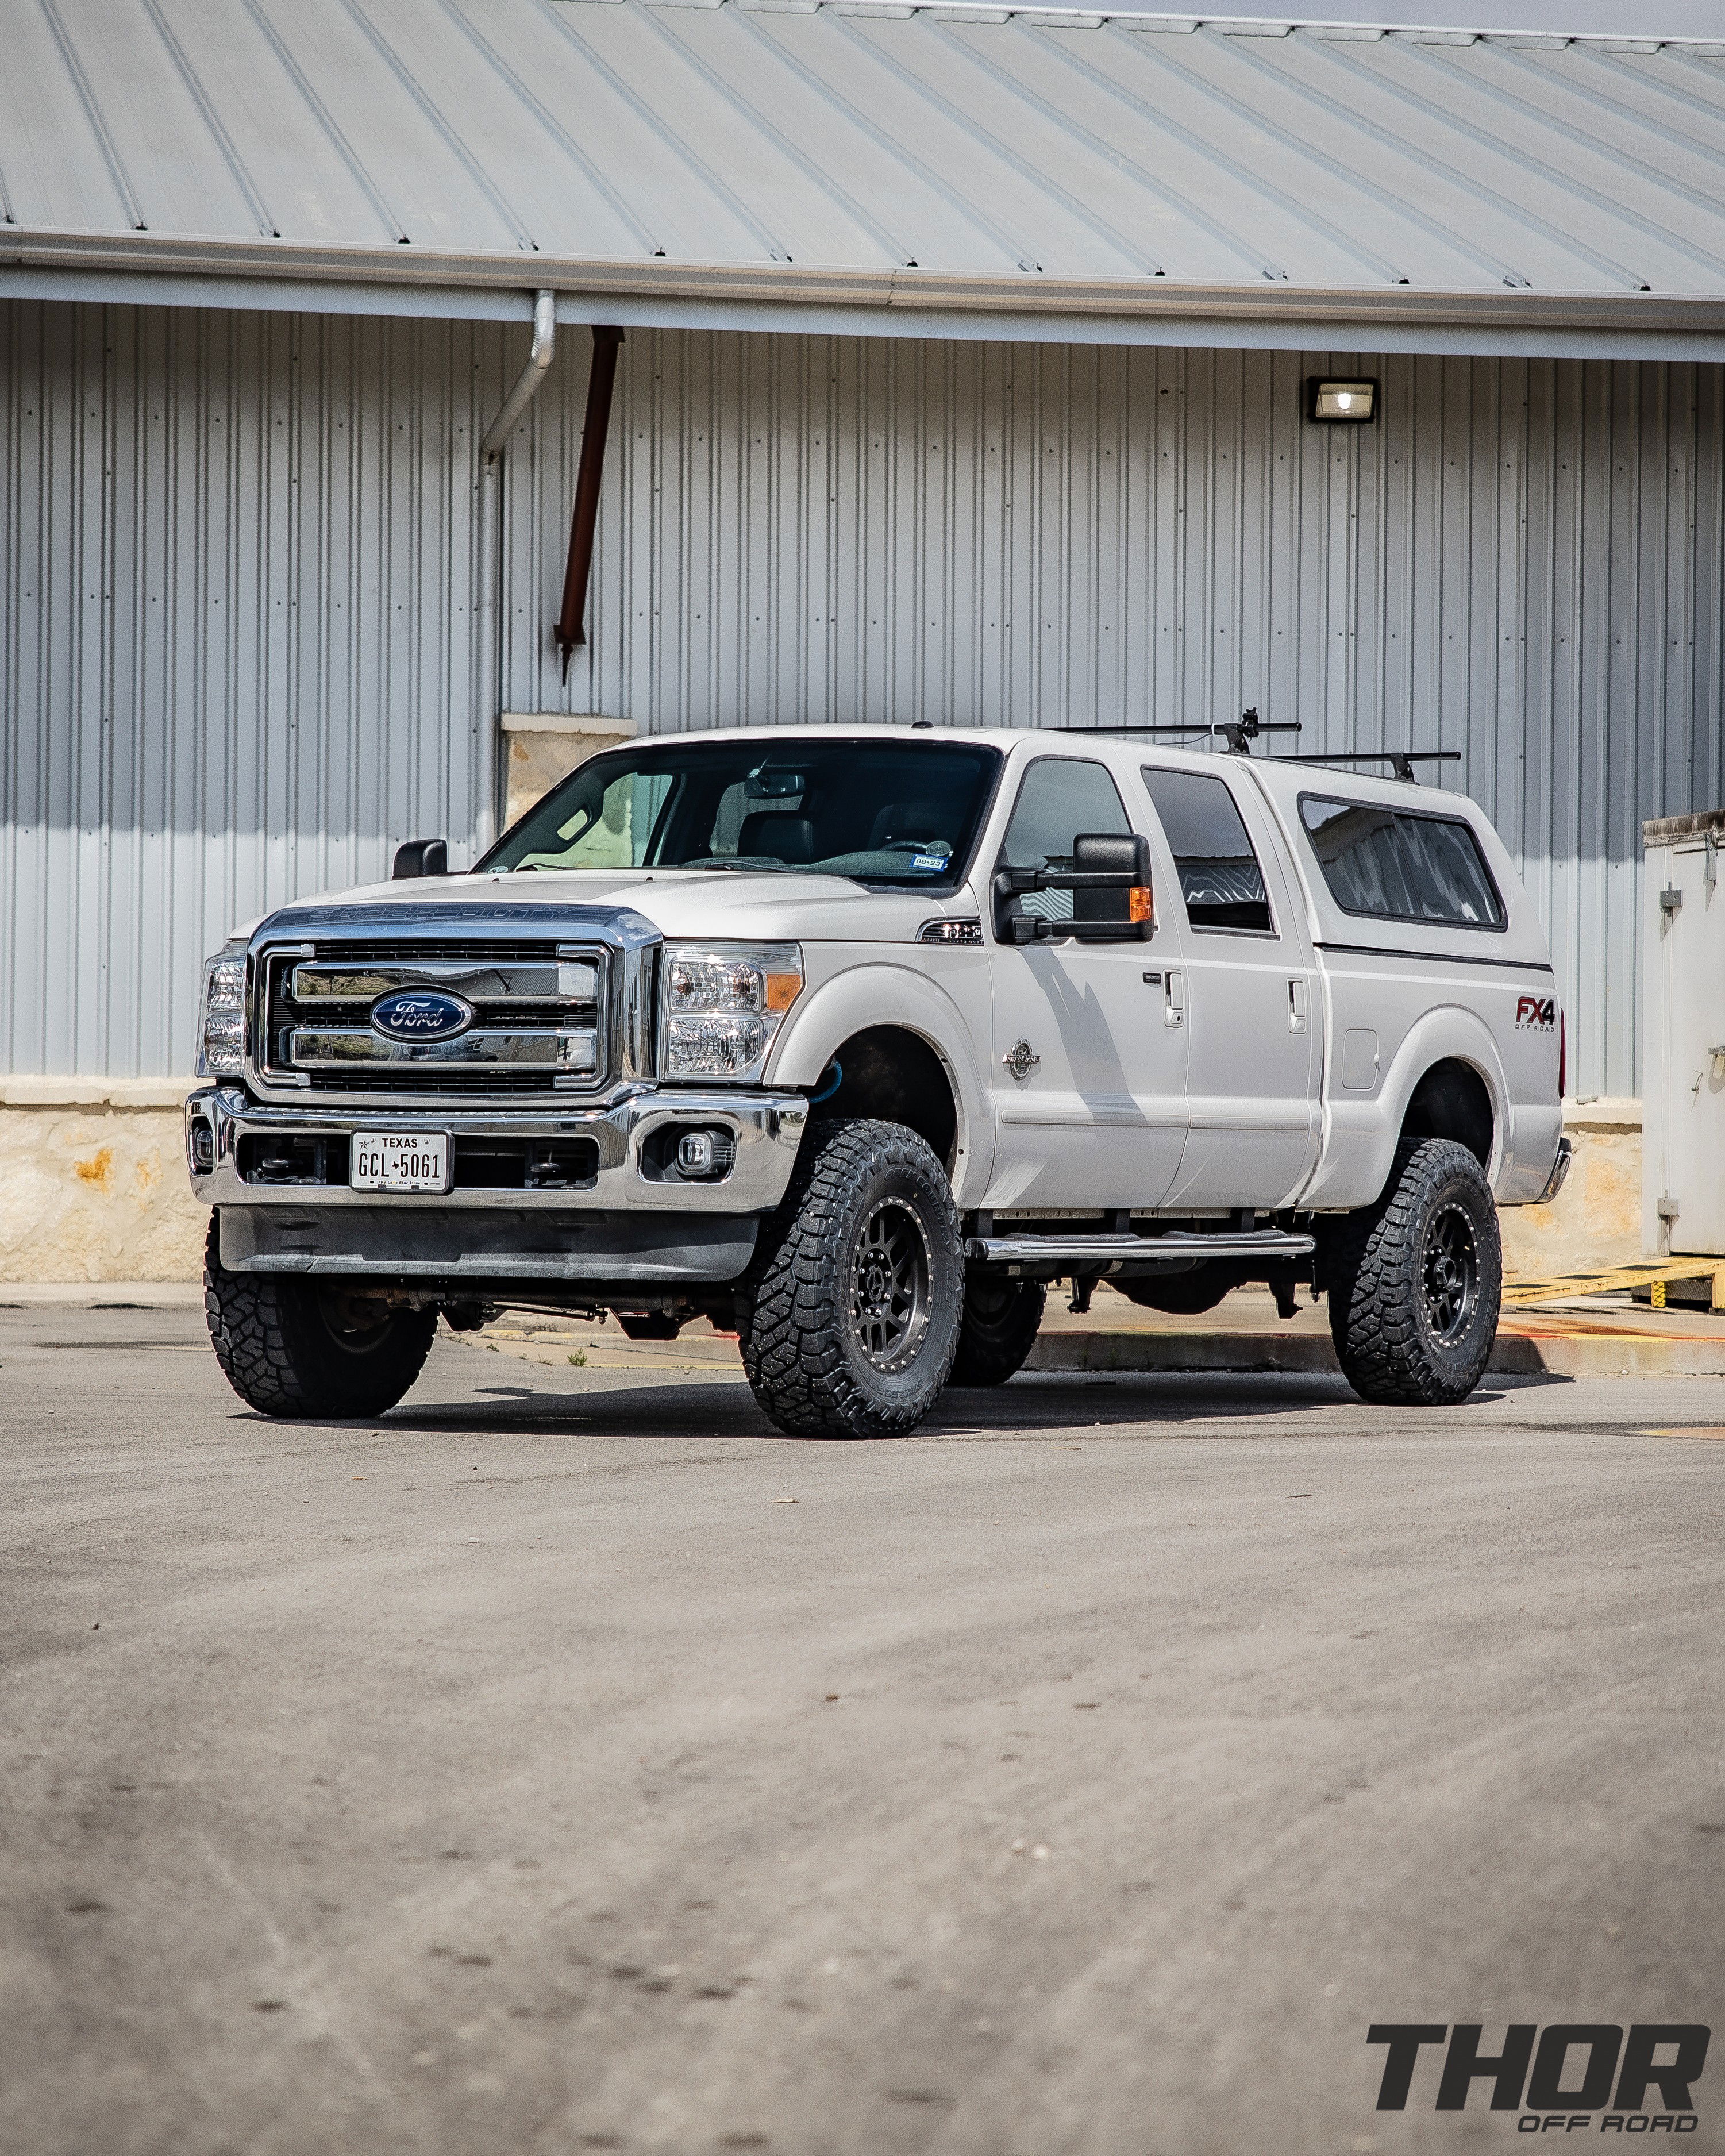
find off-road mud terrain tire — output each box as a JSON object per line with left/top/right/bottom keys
{"left": 1324, "top": 1137, "right": 1501, "bottom": 1407}
{"left": 742, "top": 1119, "right": 962, "bottom": 1439}
{"left": 203, "top": 1214, "right": 437, "bottom": 1418}
{"left": 948, "top": 1276, "right": 1045, "bottom": 1387}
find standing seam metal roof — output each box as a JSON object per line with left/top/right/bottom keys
{"left": 6, "top": 0, "right": 1725, "bottom": 350}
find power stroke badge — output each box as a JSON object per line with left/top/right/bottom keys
{"left": 1368, "top": 2024, "right": 1710, "bottom": 2131}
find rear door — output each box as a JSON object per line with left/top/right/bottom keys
{"left": 984, "top": 755, "right": 1190, "bottom": 1213}
{"left": 1136, "top": 762, "right": 1320, "bottom": 1211}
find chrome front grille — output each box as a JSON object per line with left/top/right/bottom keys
{"left": 259, "top": 940, "right": 610, "bottom": 1098}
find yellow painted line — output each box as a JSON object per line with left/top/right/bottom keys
{"left": 1641, "top": 1427, "right": 1725, "bottom": 1442}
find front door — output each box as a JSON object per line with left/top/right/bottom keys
{"left": 1136, "top": 761, "right": 1320, "bottom": 1211}
{"left": 984, "top": 756, "right": 1189, "bottom": 1214}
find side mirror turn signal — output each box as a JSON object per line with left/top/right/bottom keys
{"left": 992, "top": 832, "right": 1154, "bottom": 944}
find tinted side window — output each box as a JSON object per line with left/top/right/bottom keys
{"left": 1299, "top": 796, "right": 1505, "bottom": 929}
{"left": 1139, "top": 767, "right": 1273, "bottom": 934}
{"left": 1000, "top": 759, "right": 1130, "bottom": 924}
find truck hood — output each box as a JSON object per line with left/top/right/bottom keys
{"left": 243, "top": 868, "right": 960, "bottom": 944}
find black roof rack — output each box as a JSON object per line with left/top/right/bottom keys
{"left": 1281, "top": 749, "right": 1462, "bottom": 786}
{"left": 1053, "top": 711, "right": 1460, "bottom": 784}
{"left": 1054, "top": 707, "right": 1300, "bottom": 756}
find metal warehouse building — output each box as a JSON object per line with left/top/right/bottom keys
{"left": 3, "top": 0, "right": 1724, "bottom": 1276}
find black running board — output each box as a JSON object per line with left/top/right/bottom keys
{"left": 965, "top": 1228, "right": 1315, "bottom": 1269}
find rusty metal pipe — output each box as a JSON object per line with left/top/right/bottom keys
{"left": 555, "top": 325, "right": 624, "bottom": 675}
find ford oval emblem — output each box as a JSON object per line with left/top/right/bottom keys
{"left": 369, "top": 988, "right": 475, "bottom": 1043}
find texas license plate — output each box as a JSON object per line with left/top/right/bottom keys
{"left": 350, "top": 1131, "right": 450, "bottom": 1194}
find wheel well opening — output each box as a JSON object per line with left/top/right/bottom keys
{"left": 1400, "top": 1058, "right": 1494, "bottom": 1169}
{"left": 811, "top": 1026, "right": 958, "bottom": 1169}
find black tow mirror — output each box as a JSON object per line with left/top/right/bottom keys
{"left": 993, "top": 831, "right": 1153, "bottom": 944}
{"left": 391, "top": 837, "right": 449, "bottom": 880}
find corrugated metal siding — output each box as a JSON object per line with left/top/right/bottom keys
{"left": 3, "top": 301, "right": 1720, "bottom": 1092}
{"left": 0, "top": 298, "right": 503, "bottom": 1076}
{"left": 514, "top": 330, "right": 1725, "bottom": 1096}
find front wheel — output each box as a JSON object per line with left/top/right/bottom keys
{"left": 203, "top": 1215, "right": 437, "bottom": 1418}
{"left": 1323, "top": 1138, "right": 1501, "bottom": 1406}
{"left": 742, "top": 1119, "right": 962, "bottom": 1438}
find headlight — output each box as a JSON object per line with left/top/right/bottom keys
{"left": 198, "top": 948, "right": 247, "bottom": 1077}
{"left": 660, "top": 942, "right": 803, "bottom": 1083}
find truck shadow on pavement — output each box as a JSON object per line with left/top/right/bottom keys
{"left": 341, "top": 1369, "right": 1549, "bottom": 1442}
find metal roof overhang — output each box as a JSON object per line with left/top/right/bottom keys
{"left": 9, "top": 0, "right": 1725, "bottom": 361}
{"left": 10, "top": 232, "right": 1725, "bottom": 361}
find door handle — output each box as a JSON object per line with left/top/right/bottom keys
{"left": 1288, "top": 978, "right": 1308, "bottom": 1033}
{"left": 1163, "top": 968, "right": 1185, "bottom": 1029}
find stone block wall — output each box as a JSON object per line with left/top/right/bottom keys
{"left": 1497, "top": 1099, "right": 1644, "bottom": 1279}
{"left": 501, "top": 715, "right": 633, "bottom": 831}
{"left": 0, "top": 1084, "right": 203, "bottom": 1283}
{"left": 1, "top": 1084, "right": 1643, "bottom": 1287}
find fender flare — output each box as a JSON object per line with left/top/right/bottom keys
{"left": 765, "top": 962, "right": 994, "bottom": 1199}
{"left": 1304, "top": 1004, "right": 1511, "bottom": 1211}
{"left": 1377, "top": 1005, "right": 1510, "bottom": 1186}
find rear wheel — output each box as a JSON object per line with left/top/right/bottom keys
{"left": 948, "top": 1276, "right": 1045, "bottom": 1387}
{"left": 742, "top": 1119, "right": 962, "bottom": 1439}
{"left": 1323, "top": 1138, "right": 1500, "bottom": 1406}
{"left": 203, "top": 1215, "right": 436, "bottom": 1418}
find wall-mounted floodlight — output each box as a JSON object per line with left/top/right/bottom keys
{"left": 1307, "top": 378, "right": 1377, "bottom": 422}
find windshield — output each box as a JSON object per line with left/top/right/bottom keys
{"left": 483, "top": 737, "right": 1003, "bottom": 885}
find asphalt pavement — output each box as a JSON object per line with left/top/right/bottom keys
{"left": 3, "top": 1299, "right": 1723, "bottom": 2156}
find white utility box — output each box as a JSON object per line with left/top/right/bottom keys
{"left": 1642, "top": 808, "right": 1725, "bottom": 1257}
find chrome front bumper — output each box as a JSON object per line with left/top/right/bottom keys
{"left": 185, "top": 1084, "right": 808, "bottom": 1216}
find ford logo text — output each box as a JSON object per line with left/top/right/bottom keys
{"left": 368, "top": 988, "right": 475, "bottom": 1043}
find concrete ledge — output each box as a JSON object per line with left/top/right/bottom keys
{"left": 0, "top": 1281, "right": 204, "bottom": 1306}
{"left": 1027, "top": 1327, "right": 1725, "bottom": 1380}
{"left": 1, "top": 1077, "right": 196, "bottom": 1108}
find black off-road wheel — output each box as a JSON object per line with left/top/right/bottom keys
{"left": 1323, "top": 1138, "right": 1501, "bottom": 1406}
{"left": 203, "top": 1215, "right": 437, "bottom": 1418}
{"left": 948, "top": 1276, "right": 1045, "bottom": 1387}
{"left": 741, "top": 1119, "right": 962, "bottom": 1439}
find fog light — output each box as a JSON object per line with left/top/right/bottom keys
{"left": 188, "top": 1119, "right": 215, "bottom": 1176}
{"left": 677, "top": 1130, "right": 717, "bottom": 1177}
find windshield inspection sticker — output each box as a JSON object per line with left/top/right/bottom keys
{"left": 910, "top": 854, "right": 948, "bottom": 873}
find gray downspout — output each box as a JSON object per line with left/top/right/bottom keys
{"left": 473, "top": 290, "right": 556, "bottom": 855}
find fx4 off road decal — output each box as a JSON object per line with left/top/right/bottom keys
{"left": 1369, "top": 2024, "right": 1709, "bottom": 2129}
{"left": 1517, "top": 994, "right": 1558, "bottom": 1030}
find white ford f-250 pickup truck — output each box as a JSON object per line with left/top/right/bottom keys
{"left": 186, "top": 723, "right": 1570, "bottom": 1437}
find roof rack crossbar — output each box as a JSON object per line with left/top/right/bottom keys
{"left": 1054, "top": 707, "right": 1301, "bottom": 756}
{"left": 1282, "top": 749, "right": 1462, "bottom": 786}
